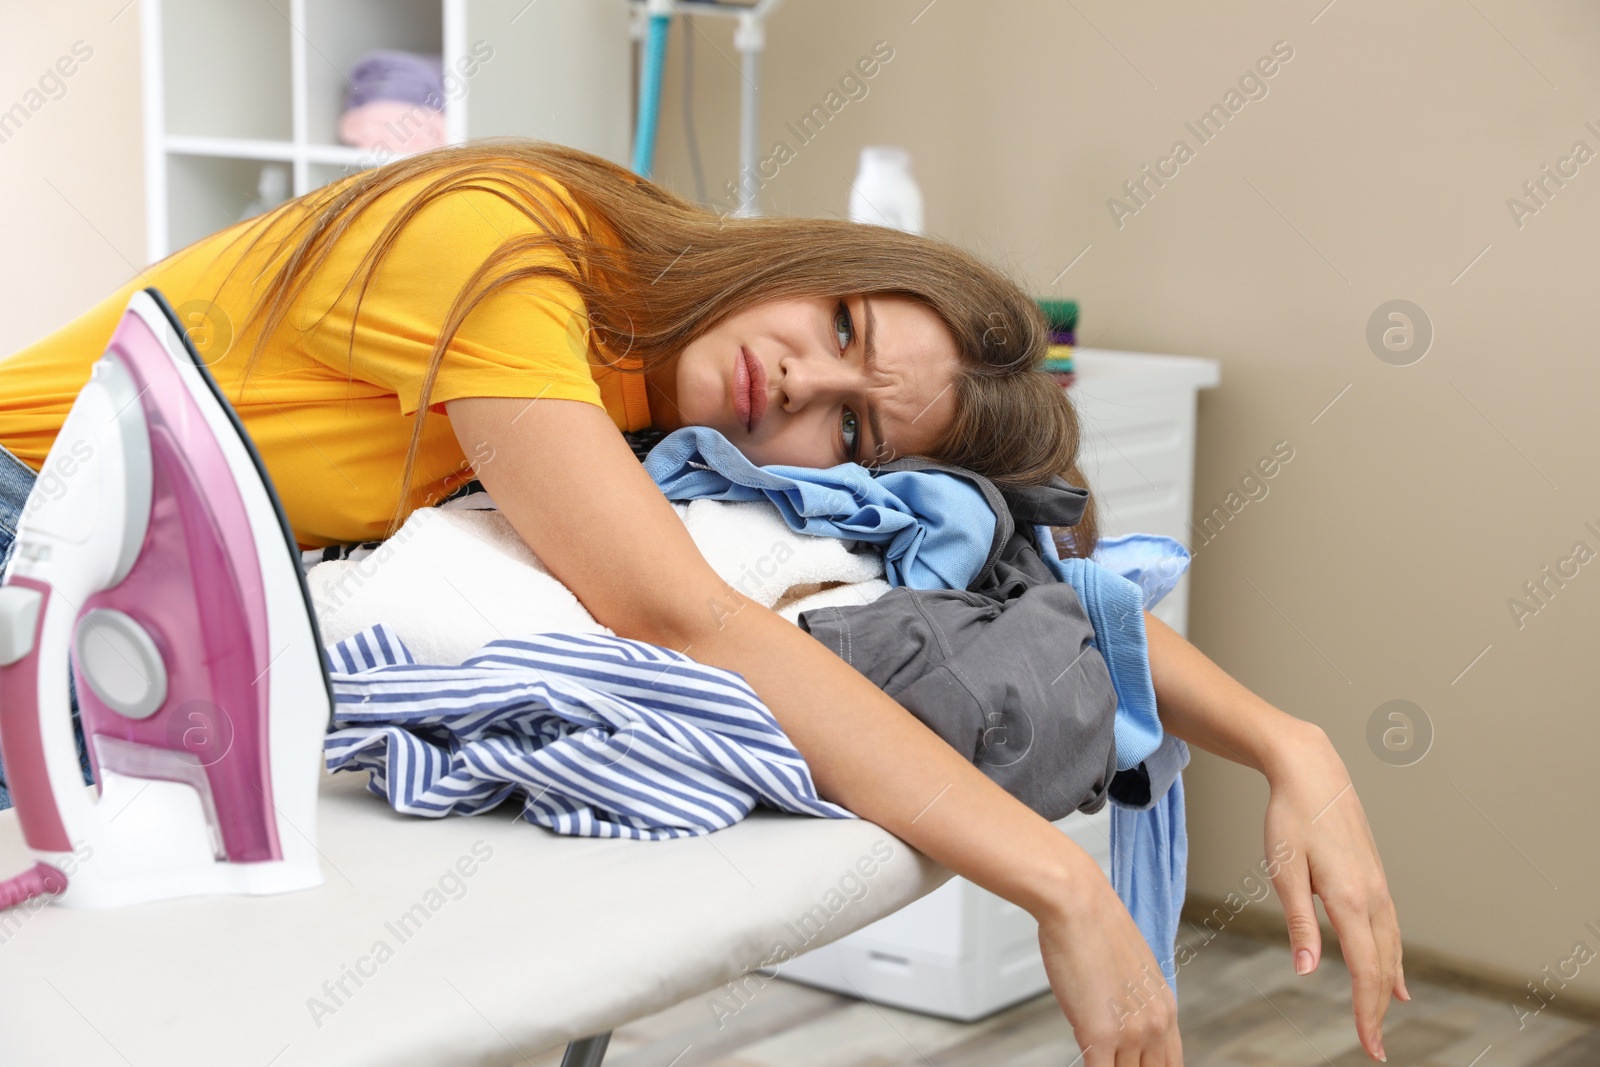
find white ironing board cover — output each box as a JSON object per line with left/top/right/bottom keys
{"left": 0, "top": 768, "right": 951, "bottom": 1065}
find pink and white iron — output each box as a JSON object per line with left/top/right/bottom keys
{"left": 0, "top": 287, "right": 332, "bottom": 908}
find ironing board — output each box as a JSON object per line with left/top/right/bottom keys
{"left": 0, "top": 767, "right": 952, "bottom": 1066}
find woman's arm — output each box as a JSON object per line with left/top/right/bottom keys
{"left": 1144, "top": 609, "right": 1408, "bottom": 1063}
{"left": 446, "top": 395, "right": 1181, "bottom": 1065}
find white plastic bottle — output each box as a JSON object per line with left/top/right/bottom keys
{"left": 849, "top": 146, "right": 924, "bottom": 234}
{"left": 239, "top": 163, "right": 291, "bottom": 221}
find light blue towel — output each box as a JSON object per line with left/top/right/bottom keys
{"left": 1109, "top": 770, "right": 1188, "bottom": 993}
{"left": 1091, "top": 531, "right": 1194, "bottom": 613}
{"left": 1045, "top": 527, "right": 1191, "bottom": 998}
{"left": 643, "top": 426, "right": 997, "bottom": 590}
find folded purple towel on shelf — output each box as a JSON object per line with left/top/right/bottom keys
{"left": 344, "top": 49, "right": 444, "bottom": 111}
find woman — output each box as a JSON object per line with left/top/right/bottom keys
{"left": 0, "top": 140, "right": 1405, "bottom": 1064}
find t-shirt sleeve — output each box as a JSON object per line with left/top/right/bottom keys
{"left": 295, "top": 177, "right": 606, "bottom": 418}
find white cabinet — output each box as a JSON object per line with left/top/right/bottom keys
{"left": 777, "top": 348, "right": 1220, "bottom": 1021}
{"left": 140, "top": 0, "right": 632, "bottom": 262}
{"left": 1071, "top": 348, "right": 1222, "bottom": 641}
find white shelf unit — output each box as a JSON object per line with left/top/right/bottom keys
{"left": 140, "top": 0, "right": 633, "bottom": 263}
{"left": 778, "top": 348, "right": 1221, "bottom": 1022}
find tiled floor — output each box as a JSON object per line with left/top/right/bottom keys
{"left": 525, "top": 924, "right": 1600, "bottom": 1066}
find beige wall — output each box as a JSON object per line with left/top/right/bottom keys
{"left": 650, "top": 0, "right": 1600, "bottom": 1004}
{"left": 0, "top": 1, "right": 145, "bottom": 352}
{"left": 5, "top": 0, "right": 1598, "bottom": 1009}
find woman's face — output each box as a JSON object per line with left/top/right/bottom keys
{"left": 646, "top": 294, "right": 962, "bottom": 469}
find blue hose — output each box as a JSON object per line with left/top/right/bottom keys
{"left": 631, "top": 11, "right": 671, "bottom": 178}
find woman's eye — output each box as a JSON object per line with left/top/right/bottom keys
{"left": 835, "top": 300, "right": 860, "bottom": 459}
{"left": 834, "top": 300, "right": 855, "bottom": 352}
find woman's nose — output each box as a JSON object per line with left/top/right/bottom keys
{"left": 779, "top": 352, "right": 854, "bottom": 410}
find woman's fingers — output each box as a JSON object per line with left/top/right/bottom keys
{"left": 1035, "top": 877, "right": 1182, "bottom": 1067}
{"left": 1142, "top": 986, "right": 1177, "bottom": 1067}
{"left": 1269, "top": 838, "right": 1323, "bottom": 977}
{"left": 1261, "top": 732, "right": 1407, "bottom": 1060}
{"left": 1083, "top": 1041, "right": 1115, "bottom": 1067}
{"left": 1324, "top": 890, "right": 1387, "bottom": 1061}
{"left": 1374, "top": 898, "right": 1399, "bottom": 1033}
{"left": 1351, "top": 843, "right": 1402, "bottom": 1035}
{"left": 1165, "top": 1013, "right": 1185, "bottom": 1065}
{"left": 1385, "top": 895, "right": 1410, "bottom": 1001}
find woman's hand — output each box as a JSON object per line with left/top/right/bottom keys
{"left": 1262, "top": 723, "right": 1409, "bottom": 1063}
{"left": 1036, "top": 856, "right": 1185, "bottom": 1066}
{"left": 1141, "top": 610, "right": 1408, "bottom": 1063}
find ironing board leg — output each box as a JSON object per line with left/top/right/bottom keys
{"left": 559, "top": 1031, "right": 612, "bottom": 1067}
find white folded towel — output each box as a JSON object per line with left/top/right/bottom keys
{"left": 305, "top": 494, "right": 889, "bottom": 666}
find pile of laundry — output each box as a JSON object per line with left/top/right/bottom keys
{"left": 302, "top": 426, "right": 1193, "bottom": 977}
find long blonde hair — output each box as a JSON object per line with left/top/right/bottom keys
{"left": 209, "top": 138, "right": 1097, "bottom": 553}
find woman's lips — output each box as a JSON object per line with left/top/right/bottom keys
{"left": 735, "top": 346, "right": 768, "bottom": 432}
{"left": 746, "top": 348, "right": 768, "bottom": 430}
{"left": 733, "top": 347, "right": 749, "bottom": 429}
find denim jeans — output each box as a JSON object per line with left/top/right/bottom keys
{"left": 0, "top": 437, "right": 94, "bottom": 810}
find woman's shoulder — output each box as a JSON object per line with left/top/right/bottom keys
{"left": 374, "top": 163, "right": 595, "bottom": 242}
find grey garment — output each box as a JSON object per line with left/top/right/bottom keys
{"left": 798, "top": 582, "right": 1121, "bottom": 820}
{"left": 1106, "top": 732, "right": 1191, "bottom": 811}
{"left": 807, "top": 454, "right": 1190, "bottom": 816}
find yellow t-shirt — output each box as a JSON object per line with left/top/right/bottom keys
{"left": 0, "top": 169, "right": 652, "bottom": 549}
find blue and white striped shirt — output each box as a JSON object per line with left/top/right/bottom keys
{"left": 322, "top": 623, "right": 855, "bottom": 840}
